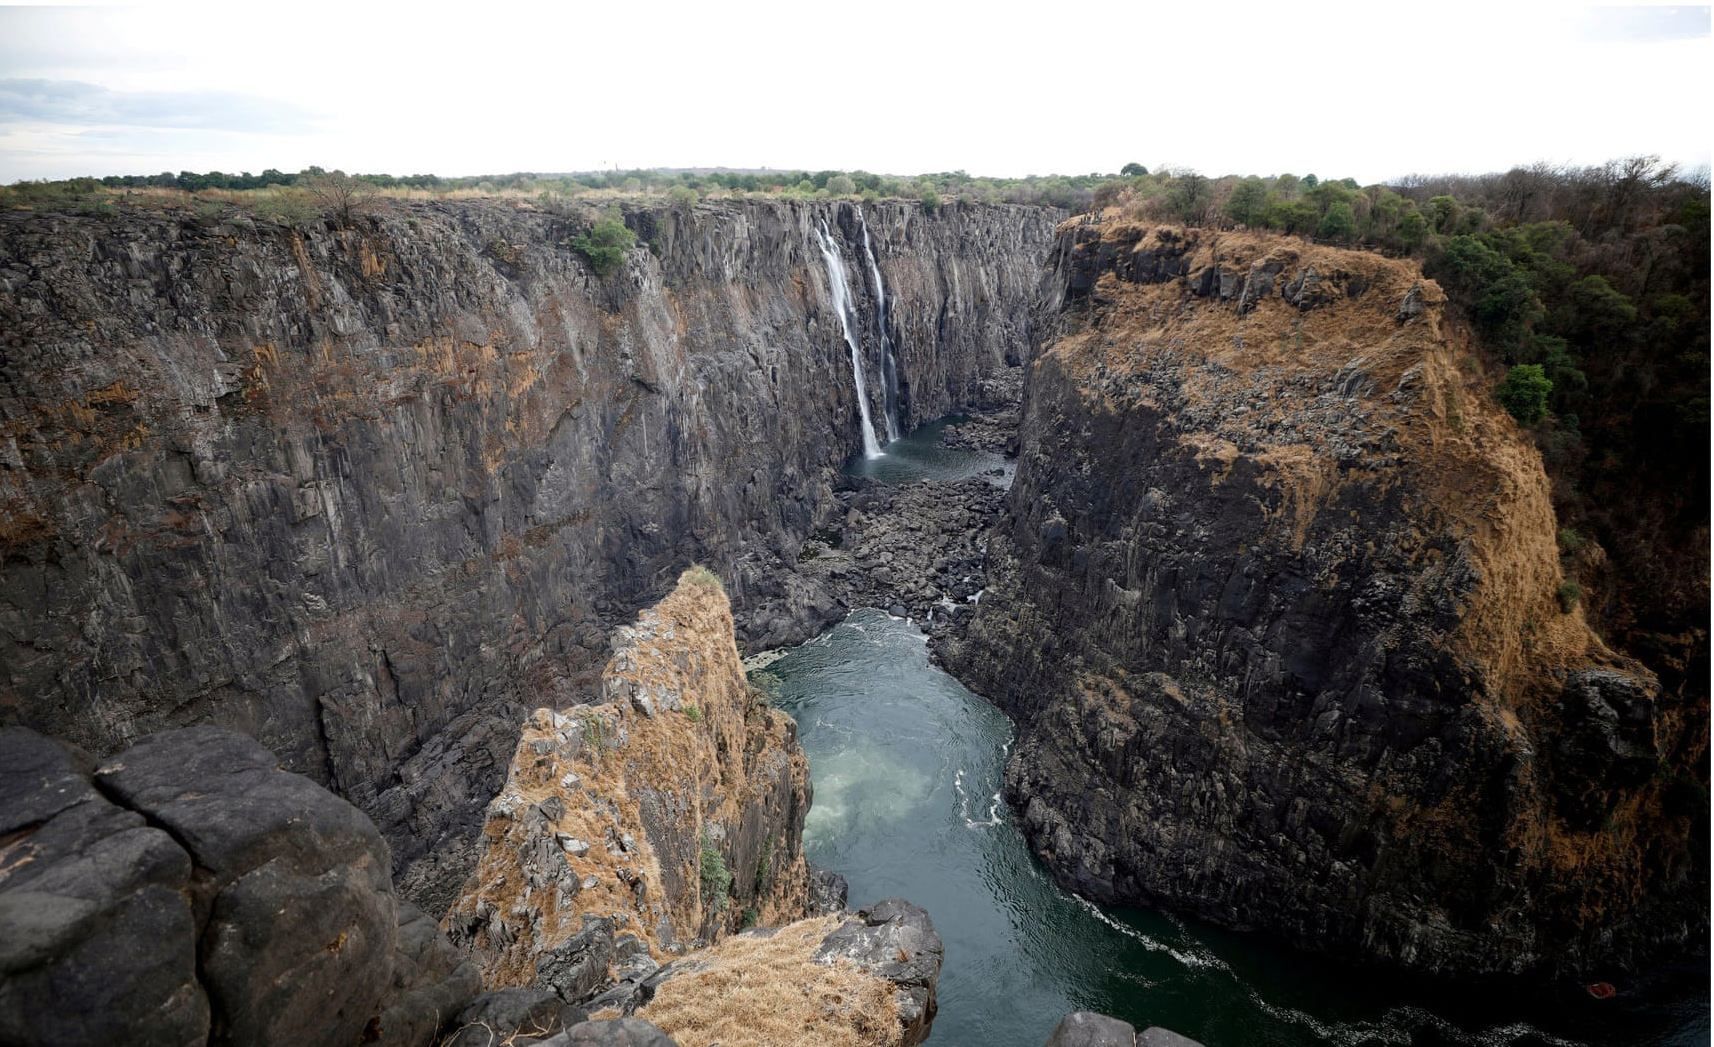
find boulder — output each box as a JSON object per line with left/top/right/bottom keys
{"left": 0, "top": 725, "right": 478, "bottom": 1046}
{"left": 542, "top": 1018, "right": 679, "bottom": 1046}
{"left": 1139, "top": 1027, "right": 1205, "bottom": 1047}
{"left": 536, "top": 915, "right": 615, "bottom": 1003}
{"left": 370, "top": 902, "right": 485, "bottom": 1046}
{"left": 0, "top": 728, "right": 209, "bottom": 1047}
{"left": 444, "top": 988, "right": 589, "bottom": 1046}
{"left": 1045, "top": 1011, "right": 1136, "bottom": 1046}
{"left": 94, "top": 725, "right": 398, "bottom": 1046}
{"left": 814, "top": 898, "right": 944, "bottom": 1044}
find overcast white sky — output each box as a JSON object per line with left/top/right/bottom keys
{"left": 0, "top": 1, "right": 1709, "bottom": 184}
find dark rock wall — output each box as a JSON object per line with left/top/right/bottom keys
{"left": 944, "top": 222, "right": 1706, "bottom": 976}
{"left": 0, "top": 198, "right": 1056, "bottom": 910}
{"left": 0, "top": 724, "right": 479, "bottom": 1047}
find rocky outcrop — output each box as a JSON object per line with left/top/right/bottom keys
{"left": 0, "top": 724, "right": 478, "bottom": 1046}
{"left": 0, "top": 197, "right": 1056, "bottom": 912}
{"left": 631, "top": 901, "right": 943, "bottom": 1047}
{"left": 443, "top": 570, "right": 812, "bottom": 988}
{"left": 946, "top": 221, "right": 1707, "bottom": 975}
{"left": 1043, "top": 1012, "right": 1203, "bottom": 1047}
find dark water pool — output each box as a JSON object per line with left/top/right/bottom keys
{"left": 764, "top": 610, "right": 1708, "bottom": 1047}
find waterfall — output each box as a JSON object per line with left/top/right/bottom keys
{"left": 857, "top": 208, "right": 902, "bottom": 442}
{"left": 816, "top": 219, "right": 884, "bottom": 459}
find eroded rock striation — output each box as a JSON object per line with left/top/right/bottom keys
{"left": 945, "top": 220, "right": 1707, "bottom": 975}
{"left": 0, "top": 197, "right": 1056, "bottom": 911}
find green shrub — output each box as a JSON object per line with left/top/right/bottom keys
{"left": 1317, "top": 200, "right": 1357, "bottom": 241}
{"left": 683, "top": 703, "right": 701, "bottom": 723}
{"left": 1556, "top": 580, "right": 1583, "bottom": 612}
{"left": 755, "top": 839, "right": 774, "bottom": 894}
{"left": 683, "top": 564, "right": 724, "bottom": 593}
{"left": 1557, "top": 527, "right": 1585, "bottom": 553}
{"left": 826, "top": 174, "right": 856, "bottom": 196}
{"left": 666, "top": 185, "right": 698, "bottom": 207}
{"left": 918, "top": 187, "right": 941, "bottom": 213}
{"left": 1223, "top": 177, "right": 1268, "bottom": 227}
{"left": 572, "top": 213, "right": 636, "bottom": 277}
{"left": 1496, "top": 364, "right": 1553, "bottom": 425}
{"left": 700, "top": 831, "right": 732, "bottom": 910}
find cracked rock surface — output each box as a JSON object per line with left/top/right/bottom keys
{"left": 0, "top": 724, "right": 478, "bottom": 1046}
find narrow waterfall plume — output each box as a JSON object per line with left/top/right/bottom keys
{"left": 816, "top": 218, "right": 884, "bottom": 458}
{"left": 858, "top": 207, "right": 903, "bottom": 442}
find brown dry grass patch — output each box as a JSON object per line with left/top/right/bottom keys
{"left": 636, "top": 916, "right": 901, "bottom": 1047}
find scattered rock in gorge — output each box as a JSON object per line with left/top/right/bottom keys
{"left": 941, "top": 365, "right": 1025, "bottom": 455}
{"left": 944, "top": 220, "right": 1708, "bottom": 976}
{"left": 0, "top": 724, "right": 479, "bottom": 1047}
{"left": 442, "top": 570, "right": 813, "bottom": 986}
{"left": 0, "top": 197, "right": 1056, "bottom": 913}
{"left": 631, "top": 901, "right": 944, "bottom": 1047}
{"left": 791, "top": 476, "right": 1005, "bottom": 642}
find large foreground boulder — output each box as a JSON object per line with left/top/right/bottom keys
{"left": 0, "top": 725, "right": 477, "bottom": 1045}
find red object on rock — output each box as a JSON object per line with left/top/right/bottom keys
{"left": 1586, "top": 982, "right": 1617, "bottom": 1000}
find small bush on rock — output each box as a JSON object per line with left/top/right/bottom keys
{"left": 572, "top": 212, "right": 636, "bottom": 277}
{"left": 700, "top": 832, "right": 732, "bottom": 910}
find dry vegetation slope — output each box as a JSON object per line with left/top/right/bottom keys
{"left": 1053, "top": 220, "right": 1604, "bottom": 699}
{"left": 634, "top": 916, "right": 902, "bottom": 1047}
{"left": 442, "top": 568, "right": 812, "bottom": 986}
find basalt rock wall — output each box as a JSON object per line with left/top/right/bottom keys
{"left": 0, "top": 197, "right": 1056, "bottom": 911}
{"left": 944, "top": 220, "right": 1707, "bottom": 975}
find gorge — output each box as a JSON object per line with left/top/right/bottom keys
{"left": 0, "top": 190, "right": 1706, "bottom": 1046}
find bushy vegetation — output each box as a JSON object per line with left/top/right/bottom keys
{"left": 1, "top": 164, "right": 1119, "bottom": 215}
{"left": 700, "top": 831, "right": 733, "bottom": 911}
{"left": 1496, "top": 364, "right": 1553, "bottom": 424}
{"left": 571, "top": 212, "right": 636, "bottom": 277}
{"left": 683, "top": 564, "right": 725, "bottom": 593}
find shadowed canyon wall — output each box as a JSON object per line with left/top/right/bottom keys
{"left": 0, "top": 197, "right": 1057, "bottom": 910}
{"left": 942, "top": 219, "right": 1707, "bottom": 975}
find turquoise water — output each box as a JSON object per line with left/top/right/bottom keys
{"left": 766, "top": 610, "right": 1708, "bottom": 1047}
{"left": 846, "top": 417, "right": 1014, "bottom": 487}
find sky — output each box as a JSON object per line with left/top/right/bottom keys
{"left": 0, "top": 1, "right": 1710, "bottom": 185}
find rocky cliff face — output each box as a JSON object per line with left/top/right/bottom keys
{"left": 443, "top": 571, "right": 812, "bottom": 986}
{"left": 0, "top": 197, "right": 1055, "bottom": 911}
{"left": 944, "top": 220, "right": 1707, "bottom": 975}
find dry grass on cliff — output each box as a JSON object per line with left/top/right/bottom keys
{"left": 442, "top": 569, "right": 812, "bottom": 990}
{"left": 635, "top": 916, "right": 901, "bottom": 1047}
{"left": 1053, "top": 219, "right": 1596, "bottom": 706}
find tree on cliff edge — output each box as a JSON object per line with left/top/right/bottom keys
{"left": 303, "top": 172, "right": 377, "bottom": 226}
